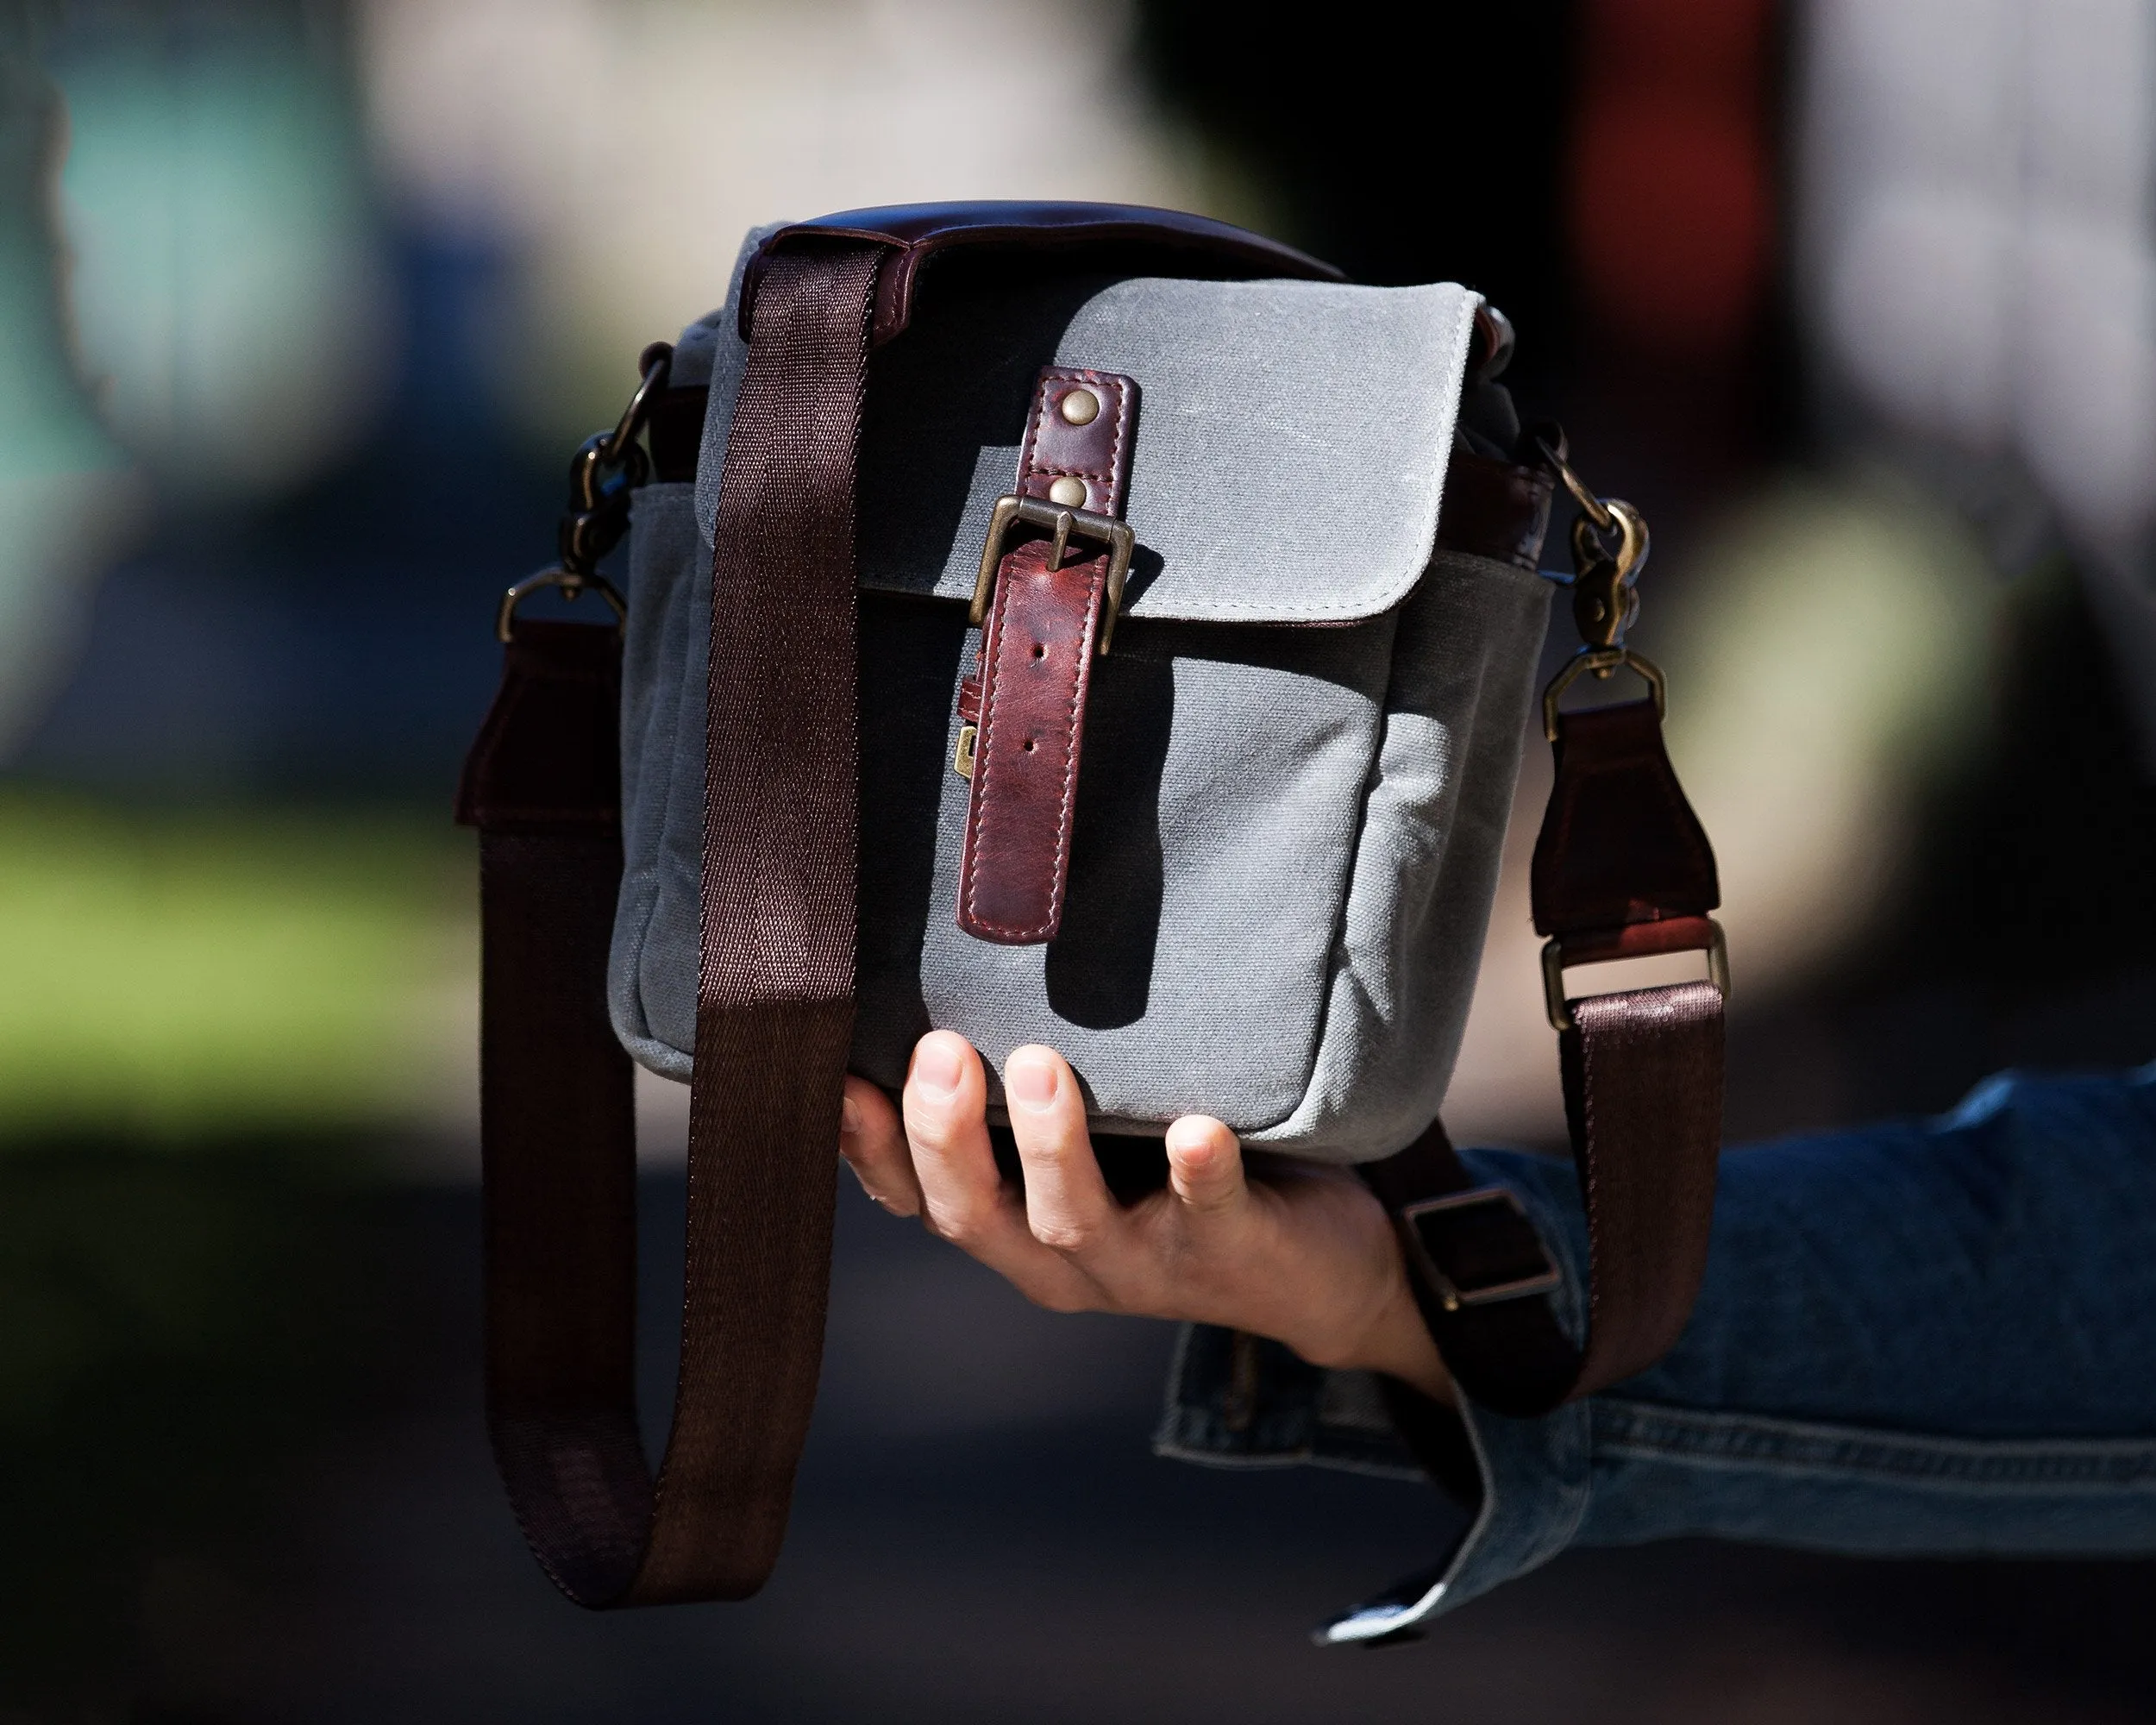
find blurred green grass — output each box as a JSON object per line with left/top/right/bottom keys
{"left": 0, "top": 790, "right": 471, "bottom": 1139}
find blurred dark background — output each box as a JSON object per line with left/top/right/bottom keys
{"left": 3, "top": 0, "right": 2153, "bottom": 1718}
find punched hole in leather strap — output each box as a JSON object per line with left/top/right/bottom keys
{"left": 956, "top": 366, "right": 1139, "bottom": 944}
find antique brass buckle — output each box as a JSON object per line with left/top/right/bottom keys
{"left": 969, "top": 493, "right": 1137, "bottom": 656}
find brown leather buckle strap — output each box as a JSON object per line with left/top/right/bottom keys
{"left": 955, "top": 367, "right": 1139, "bottom": 945}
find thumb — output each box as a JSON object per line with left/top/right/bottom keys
{"left": 1164, "top": 1115, "right": 1250, "bottom": 1221}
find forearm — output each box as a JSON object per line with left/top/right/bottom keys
{"left": 1164, "top": 1063, "right": 2156, "bottom": 1634}
{"left": 1532, "top": 1063, "right": 2156, "bottom": 1444}
{"left": 1538, "top": 1063, "right": 2156, "bottom": 1552}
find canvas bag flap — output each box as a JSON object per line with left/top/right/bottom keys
{"left": 675, "top": 238, "right": 1482, "bottom": 624}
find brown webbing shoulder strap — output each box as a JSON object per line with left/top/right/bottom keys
{"left": 457, "top": 245, "right": 883, "bottom": 1607}
{"left": 457, "top": 619, "right": 647, "bottom": 1603}
{"left": 1363, "top": 694, "right": 1726, "bottom": 1419}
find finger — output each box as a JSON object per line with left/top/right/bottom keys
{"left": 839, "top": 1076, "right": 919, "bottom": 1217}
{"left": 901, "top": 1034, "right": 1092, "bottom": 1306}
{"left": 1164, "top": 1115, "right": 1253, "bottom": 1230}
{"left": 902, "top": 1032, "right": 1001, "bottom": 1241}
{"left": 1003, "top": 1044, "right": 1117, "bottom": 1259}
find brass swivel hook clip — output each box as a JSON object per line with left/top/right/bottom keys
{"left": 1536, "top": 437, "right": 1663, "bottom": 741}
{"left": 497, "top": 342, "right": 674, "bottom": 642}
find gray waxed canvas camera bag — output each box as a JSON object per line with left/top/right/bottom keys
{"left": 457, "top": 203, "right": 1727, "bottom": 1610}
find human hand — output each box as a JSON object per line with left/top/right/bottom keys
{"left": 838, "top": 1032, "right": 1451, "bottom": 1403}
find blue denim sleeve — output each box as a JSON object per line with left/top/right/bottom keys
{"left": 1156, "top": 1063, "right": 2156, "bottom": 1640}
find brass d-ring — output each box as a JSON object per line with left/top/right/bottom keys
{"left": 497, "top": 569, "right": 627, "bottom": 643}
{"left": 1541, "top": 646, "right": 1666, "bottom": 741}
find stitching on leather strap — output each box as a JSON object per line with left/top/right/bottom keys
{"left": 1018, "top": 369, "right": 1125, "bottom": 495}
{"left": 1034, "top": 571, "right": 1102, "bottom": 937}
{"left": 958, "top": 567, "right": 1019, "bottom": 935}
{"left": 959, "top": 559, "right": 1101, "bottom": 940}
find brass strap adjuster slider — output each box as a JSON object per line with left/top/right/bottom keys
{"left": 1541, "top": 916, "right": 1730, "bottom": 1033}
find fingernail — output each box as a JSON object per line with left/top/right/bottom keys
{"left": 840, "top": 1095, "right": 862, "bottom": 1137}
{"left": 1006, "top": 1050, "right": 1057, "bottom": 1110}
{"left": 913, "top": 1038, "right": 962, "bottom": 1097}
{"left": 1167, "top": 1117, "right": 1226, "bottom": 1164}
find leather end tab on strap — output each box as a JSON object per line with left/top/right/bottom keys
{"left": 1012, "top": 366, "right": 1138, "bottom": 516}
{"left": 741, "top": 202, "right": 1343, "bottom": 347}
{"left": 456, "top": 620, "right": 623, "bottom": 833}
{"left": 1531, "top": 698, "right": 1718, "bottom": 938}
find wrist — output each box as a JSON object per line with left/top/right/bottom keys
{"left": 1357, "top": 1276, "right": 1453, "bottom": 1404}
{"left": 1300, "top": 1256, "right": 1450, "bottom": 1405}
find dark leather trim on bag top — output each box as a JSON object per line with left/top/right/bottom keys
{"left": 1438, "top": 451, "right": 1557, "bottom": 573}
{"left": 740, "top": 201, "right": 1344, "bottom": 348}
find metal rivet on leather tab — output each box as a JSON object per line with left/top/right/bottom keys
{"left": 1046, "top": 476, "right": 1087, "bottom": 506}
{"left": 1058, "top": 387, "right": 1100, "bottom": 425}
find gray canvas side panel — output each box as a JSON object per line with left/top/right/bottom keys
{"left": 609, "top": 480, "right": 700, "bottom": 1082}
{"left": 1249, "top": 550, "right": 1551, "bottom": 1160}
